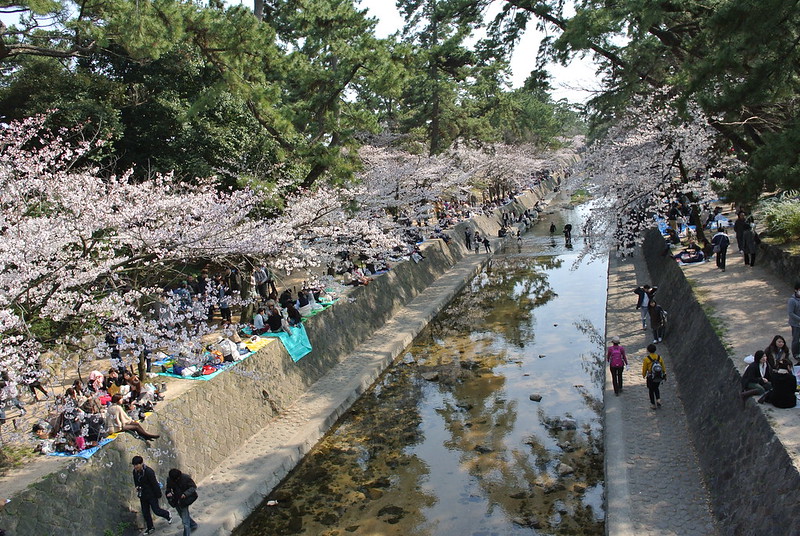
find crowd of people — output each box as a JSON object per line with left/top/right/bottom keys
{"left": 0, "top": 176, "right": 569, "bottom": 535}
{"left": 613, "top": 200, "right": 798, "bottom": 412}
{"left": 662, "top": 203, "right": 760, "bottom": 273}
{"left": 27, "top": 366, "right": 164, "bottom": 455}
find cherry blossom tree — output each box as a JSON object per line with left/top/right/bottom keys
{"left": 355, "top": 142, "right": 580, "bottom": 230}
{"left": 0, "top": 114, "right": 579, "bottom": 447}
{"left": 570, "top": 94, "right": 743, "bottom": 255}
{"left": 0, "top": 116, "right": 404, "bottom": 399}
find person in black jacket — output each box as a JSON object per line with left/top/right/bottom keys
{"left": 633, "top": 285, "right": 657, "bottom": 330}
{"left": 132, "top": 455, "right": 171, "bottom": 534}
{"left": 741, "top": 350, "right": 773, "bottom": 401}
{"left": 763, "top": 359, "right": 797, "bottom": 408}
{"left": 166, "top": 468, "right": 198, "bottom": 535}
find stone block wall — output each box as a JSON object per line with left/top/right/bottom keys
{"left": 642, "top": 229, "right": 800, "bottom": 535}
{"left": 757, "top": 241, "right": 800, "bottom": 289}
{"left": 0, "top": 186, "right": 555, "bottom": 535}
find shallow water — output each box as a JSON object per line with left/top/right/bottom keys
{"left": 235, "top": 204, "right": 608, "bottom": 536}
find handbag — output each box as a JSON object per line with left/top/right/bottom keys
{"left": 179, "top": 488, "right": 198, "bottom": 507}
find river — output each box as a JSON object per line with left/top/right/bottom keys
{"left": 234, "top": 202, "right": 608, "bottom": 536}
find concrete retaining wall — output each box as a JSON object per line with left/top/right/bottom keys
{"left": 0, "top": 183, "right": 557, "bottom": 536}
{"left": 641, "top": 229, "right": 800, "bottom": 535}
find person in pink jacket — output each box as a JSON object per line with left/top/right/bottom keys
{"left": 606, "top": 336, "right": 628, "bottom": 395}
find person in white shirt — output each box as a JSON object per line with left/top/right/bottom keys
{"left": 253, "top": 307, "right": 267, "bottom": 334}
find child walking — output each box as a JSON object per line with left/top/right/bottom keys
{"left": 642, "top": 344, "right": 667, "bottom": 409}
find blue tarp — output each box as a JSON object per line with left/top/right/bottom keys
{"left": 46, "top": 435, "right": 116, "bottom": 459}
{"left": 154, "top": 351, "right": 255, "bottom": 381}
{"left": 656, "top": 216, "right": 694, "bottom": 236}
{"left": 261, "top": 323, "right": 312, "bottom": 362}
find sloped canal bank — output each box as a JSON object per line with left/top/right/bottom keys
{"left": 235, "top": 206, "right": 608, "bottom": 535}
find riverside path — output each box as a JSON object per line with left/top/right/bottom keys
{"left": 605, "top": 250, "right": 719, "bottom": 536}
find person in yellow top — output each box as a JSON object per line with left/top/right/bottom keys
{"left": 642, "top": 343, "right": 667, "bottom": 409}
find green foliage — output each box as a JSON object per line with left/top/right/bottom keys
{"left": 1, "top": 0, "right": 582, "bottom": 188}
{"left": 757, "top": 194, "right": 800, "bottom": 242}
{"left": 476, "top": 0, "right": 800, "bottom": 201}
{"left": 102, "top": 521, "right": 132, "bottom": 536}
{"left": 0, "top": 444, "right": 36, "bottom": 475}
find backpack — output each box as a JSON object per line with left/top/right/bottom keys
{"left": 648, "top": 356, "right": 664, "bottom": 383}
{"left": 608, "top": 345, "right": 626, "bottom": 367}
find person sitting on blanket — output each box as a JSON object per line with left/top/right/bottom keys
{"left": 105, "top": 394, "right": 160, "bottom": 441}
{"left": 297, "top": 289, "right": 310, "bottom": 308}
{"left": 266, "top": 301, "right": 291, "bottom": 334}
{"left": 286, "top": 302, "right": 303, "bottom": 326}
{"left": 65, "top": 387, "right": 87, "bottom": 409}
{"left": 81, "top": 394, "right": 104, "bottom": 415}
{"left": 673, "top": 242, "right": 705, "bottom": 264}
{"left": 215, "top": 336, "right": 240, "bottom": 363}
{"left": 32, "top": 420, "right": 71, "bottom": 454}
{"left": 700, "top": 238, "right": 714, "bottom": 260}
{"left": 279, "top": 288, "right": 295, "bottom": 309}
{"left": 347, "top": 268, "right": 372, "bottom": 286}
{"left": 253, "top": 308, "right": 268, "bottom": 335}
{"left": 60, "top": 401, "right": 105, "bottom": 449}
{"left": 104, "top": 368, "right": 124, "bottom": 395}
{"left": 125, "top": 372, "right": 143, "bottom": 403}
{"left": 664, "top": 227, "right": 681, "bottom": 245}
{"left": 87, "top": 370, "right": 105, "bottom": 394}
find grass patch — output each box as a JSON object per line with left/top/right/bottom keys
{"left": 0, "top": 444, "right": 36, "bottom": 475}
{"left": 687, "top": 279, "right": 735, "bottom": 356}
{"left": 570, "top": 188, "right": 591, "bottom": 204}
{"left": 104, "top": 521, "right": 132, "bottom": 536}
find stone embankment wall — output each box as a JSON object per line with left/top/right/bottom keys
{"left": 0, "top": 180, "right": 557, "bottom": 536}
{"left": 758, "top": 241, "right": 800, "bottom": 287}
{"left": 641, "top": 229, "right": 800, "bottom": 536}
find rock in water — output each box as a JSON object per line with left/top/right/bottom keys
{"left": 557, "top": 463, "right": 574, "bottom": 476}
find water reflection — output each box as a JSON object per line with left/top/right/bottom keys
{"left": 235, "top": 211, "right": 607, "bottom": 536}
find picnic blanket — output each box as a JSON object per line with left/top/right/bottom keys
{"left": 656, "top": 216, "right": 695, "bottom": 237}
{"left": 46, "top": 435, "right": 117, "bottom": 460}
{"left": 262, "top": 323, "right": 312, "bottom": 362}
{"left": 154, "top": 350, "right": 255, "bottom": 381}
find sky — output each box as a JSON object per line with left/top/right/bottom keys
{"left": 358, "top": 0, "right": 601, "bottom": 104}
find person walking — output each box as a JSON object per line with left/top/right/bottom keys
{"left": 606, "top": 336, "right": 628, "bottom": 395}
{"left": 741, "top": 223, "right": 760, "bottom": 266}
{"left": 166, "top": 468, "right": 199, "bottom": 536}
{"left": 465, "top": 229, "right": 472, "bottom": 251}
{"left": 788, "top": 281, "right": 800, "bottom": 361}
{"left": 132, "top": 455, "right": 172, "bottom": 534}
{"left": 642, "top": 344, "right": 666, "bottom": 409}
{"left": 647, "top": 300, "right": 667, "bottom": 343}
{"left": 733, "top": 211, "right": 748, "bottom": 253}
{"left": 711, "top": 227, "right": 731, "bottom": 271}
{"left": 633, "top": 284, "right": 657, "bottom": 330}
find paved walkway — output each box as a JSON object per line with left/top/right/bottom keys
{"left": 605, "top": 251, "right": 719, "bottom": 536}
